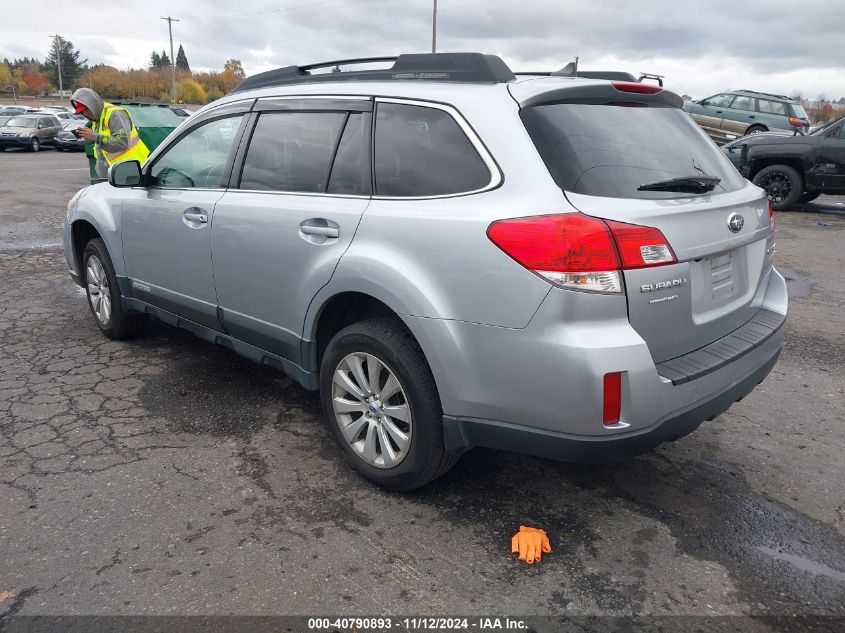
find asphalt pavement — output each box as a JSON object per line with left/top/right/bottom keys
{"left": 0, "top": 149, "right": 843, "bottom": 627}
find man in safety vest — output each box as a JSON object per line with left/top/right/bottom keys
{"left": 70, "top": 87, "right": 150, "bottom": 179}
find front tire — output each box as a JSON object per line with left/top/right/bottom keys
{"left": 319, "top": 318, "right": 460, "bottom": 491}
{"left": 29, "top": 137, "right": 40, "bottom": 152}
{"left": 82, "top": 238, "right": 148, "bottom": 339}
{"left": 753, "top": 164, "right": 803, "bottom": 211}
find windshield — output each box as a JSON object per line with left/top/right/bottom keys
{"left": 791, "top": 104, "right": 809, "bottom": 120}
{"left": 811, "top": 116, "right": 845, "bottom": 136}
{"left": 7, "top": 116, "right": 37, "bottom": 128}
{"left": 521, "top": 103, "right": 746, "bottom": 199}
{"left": 0, "top": 116, "right": 11, "bottom": 126}
{"left": 62, "top": 122, "right": 84, "bottom": 130}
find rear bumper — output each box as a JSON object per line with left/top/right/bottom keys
{"left": 406, "top": 267, "right": 787, "bottom": 461}
{"left": 443, "top": 338, "right": 781, "bottom": 462}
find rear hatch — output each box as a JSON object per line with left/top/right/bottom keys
{"left": 516, "top": 81, "right": 774, "bottom": 363}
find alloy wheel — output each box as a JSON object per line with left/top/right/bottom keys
{"left": 86, "top": 256, "right": 112, "bottom": 326}
{"left": 331, "top": 352, "right": 412, "bottom": 469}
{"left": 759, "top": 171, "right": 791, "bottom": 204}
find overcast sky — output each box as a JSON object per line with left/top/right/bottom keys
{"left": 1, "top": 0, "right": 843, "bottom": 99}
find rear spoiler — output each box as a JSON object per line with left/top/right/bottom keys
{"left": 515, "top": 65, "right": 665, "bottom": 87}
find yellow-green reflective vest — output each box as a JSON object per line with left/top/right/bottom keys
{"left": 96, "top": 103, "right": 150, "bottom": 166}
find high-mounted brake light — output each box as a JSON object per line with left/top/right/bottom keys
{"left": 487, "top": 214, "right": 677, "bottom": 293}
{"left": 611, "top": 81, "right": 663, "bottom": 95}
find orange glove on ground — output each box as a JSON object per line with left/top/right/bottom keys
{"left": 511, "top": 525, "right": 551, "bottom": 564}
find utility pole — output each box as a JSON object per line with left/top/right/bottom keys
{"left": 161, "top": 16, "right": 179, "bottom": 104}
{"left": 431, "top": 0, "right": 437, "bottom": 53}
{"left": 51, "top": 34, "right": 63, "bottom": 98}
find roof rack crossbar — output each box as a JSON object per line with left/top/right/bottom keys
{"left": 300, "top": 56, "right": 398, "bottom": 72}
{"left": 229, "top": 53, "right": 516, "bottom": 94}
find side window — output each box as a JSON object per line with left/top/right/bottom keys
{"left": 149, "top": 115, "right": 244, "bottom": 189}
{"left": 374, "top": 102, "right": 490, "bottom": 197}
{"left": 758, "top": 99, "right": 787, "bottom": 115}
{"left": 239, "top": 111, "right": 346, "bottom": 193}
{"left": 707, "top": 94, "right": 735, "bottom": 108}
{"left": 39, "top": 117, "right": 52, "bottom": 128}
{"left": 327, "top": 113, "right": 371, "bottom": 196}
{"left": 730, "top": 96, "right": 755, "bottom": 111}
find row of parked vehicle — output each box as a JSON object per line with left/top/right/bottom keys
{"left": 0, "top": 104, "right": 89, "bottom": 152}
{"left": 681, "top": 90, "right": 845, "bottom": 210}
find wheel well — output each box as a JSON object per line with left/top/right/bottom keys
{"left": 749, "top": 157, "right": 804, "bottom": 182}
{"left": 313, "top": 293, "right": 405, "bottom": 370}
{"left": 71, "top": 220, "right": 101, "bottom": 276}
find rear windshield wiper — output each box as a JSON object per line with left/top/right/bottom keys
{"left": 637, "top": 176, "right": 721, "bottom": 193}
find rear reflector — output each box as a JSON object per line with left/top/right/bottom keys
{"left": 603, "top": 372, "right": 622, "bottom": 425}
{"left": 487, "top": 214, "right": 677, "bottom": 293}
{"left": 611, "top": 81, "right": 663, "bottom": 95}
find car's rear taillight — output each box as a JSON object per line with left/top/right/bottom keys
{"left": 487, "top": 214, "right": 677, "bottom": 293}
{"left": 788, "top": 116, "right": 805, "bottom": 127}
{"left": 604, "top": 220, "right": 677, "bottom": 269}
{"left": 768, "top": 202, "right": 775, "bottom": 233}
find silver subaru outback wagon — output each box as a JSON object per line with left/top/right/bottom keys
{"left": 63, "top": 53, "right": 787, "bottom": 490}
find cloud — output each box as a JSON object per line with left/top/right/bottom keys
{"left": 0, "top": 0, "right": 843, "bottom": 98}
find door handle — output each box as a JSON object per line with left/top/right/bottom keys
{"left": 748, "top": 115, "right": 755, "bottom": 119}
{"left": 301, "top": 225, "right": 339, "bottom": 238}
{"left": 183, "top": 207, "right": 208, "bottom": 225}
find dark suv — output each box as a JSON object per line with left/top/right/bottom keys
{"left": 723, "top": 116, "right": 845, "bottom": 210}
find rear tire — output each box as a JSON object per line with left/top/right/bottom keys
{"left": 319, "top": 318, "right": 460, "bottom": 491}
{"left": 82, "top": 238, "right": 148, "bottom": 339}
{"left": 798, "top": 192, "right": 820, "bottom": 204}
{"left": 753, "top": 164, "right": 803, "bottom": 211}
{"left": 746, "top": 124, "right": 768, "bottom": 135}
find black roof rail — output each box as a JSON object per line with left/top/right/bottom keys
{"left": 230, "top": 53, "right": 516, "bottom": 93}
{"left": 737, "top": 89, "right": 793, "bottom": 101}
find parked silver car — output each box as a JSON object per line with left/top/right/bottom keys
{"left": 63, "top": 54, "right": 787, "bottom": 490}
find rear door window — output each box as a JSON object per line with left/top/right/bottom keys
{"left": 520, "top": 103, "right": 746, "bottom": 199}
{"left": 239, "top": 111, "right": 346, "bottom": 193}
{"left": 373, "top": 102, "right": 490, "bottom": 197}
{"left": 730, "top": 95, "right": 755, "bottom": 112}
{"left": 327, "top": 113, "right": 371, "bottom": 196}
{"left": 758, "top": 99, "right": 787, "bottom": 116}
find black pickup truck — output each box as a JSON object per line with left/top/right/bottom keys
{"left": 722, "top": 116, "right": 845, "bottom": 210}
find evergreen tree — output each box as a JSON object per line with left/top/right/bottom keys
{"left": 176, "top": 44, "right": 189, "bottom": 71}
{"left": 160, "top": 50, "right": 171, "bottom": 66}
{"left": 150, "top": 51, "right": 162, "bottom": 69}
{"left": 43, "top": 37, "right": 87, "bottom": 88}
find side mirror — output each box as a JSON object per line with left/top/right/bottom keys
{"left": 109, "top": 160, "right": 142, "bottom": 187}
